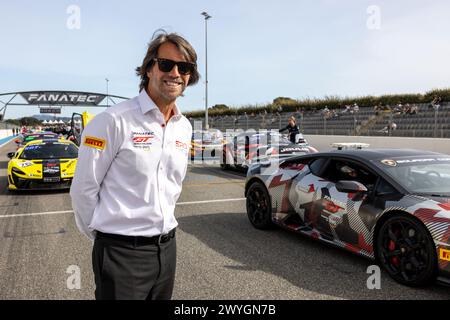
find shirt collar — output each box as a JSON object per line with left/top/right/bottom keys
{"left": 138, "top": 90, "right": 183, "bottom": 121}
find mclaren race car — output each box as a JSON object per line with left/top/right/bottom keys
{"left": 14, "top": 131, "right": 60, "bottom": 150}
{"left": 222, "top": 131, "right": 317, "bottom": 171}
{"left": 245, "top": 149, "right": 450, "bottom": 286}
{"left": 7, "top": 139, "right": 78, "bottom": 190}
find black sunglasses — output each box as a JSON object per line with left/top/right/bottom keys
{"left": 152, "top": 58, "right": 196, "bottom": 75}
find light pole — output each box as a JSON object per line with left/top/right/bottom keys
{"left": 105, "top": 78, "right": 109, "bottom": 107}
{"left": 201, "top": 11, "right": 211, "bottom": 130}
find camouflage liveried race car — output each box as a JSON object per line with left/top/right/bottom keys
{"left": 245, "top": 148, "right": 450, "bottom": 286}
{"left": 222, "top": 131, "right": 317, "bottom": 172}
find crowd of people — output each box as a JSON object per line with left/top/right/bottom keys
{"left": 374, "top": 103, "right": 419, "bottom": 116}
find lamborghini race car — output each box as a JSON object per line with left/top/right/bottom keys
{"left": 7, "top": 139, "right": 78, "bottom": 190}
{"left": 222, "top": 130, "right": 317, "bottom": 172}
{"left": 245, "top": 148, "right": 450, "bottom": 286}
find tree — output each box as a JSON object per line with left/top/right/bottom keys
{"left": 19, "top": 117, "right": 42, "bottom": 126}
{"left": 210, "top": 104, "right": 229, "bottom": 110}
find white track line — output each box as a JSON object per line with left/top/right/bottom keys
{"left": 0, "top": 198, "right": 246, "bottom": 218}
{"left": 0, "top": 137, "right": 15, "bottom": 149}
{"left": 0, "top": 210, "right": 73, "bottom": 218}
{"left": 177, "top": 198, "right": 245, "bottom": 205}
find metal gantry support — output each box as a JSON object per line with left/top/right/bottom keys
{"left": 201, "top": 11, "right": 212, "bottom": 130}
{"left": 105, "top": 78, "right": 110, "bottom": 108}
{"left": 0, "top": 91, "right": 128, "bottom": 121}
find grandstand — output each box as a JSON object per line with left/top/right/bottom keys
{"left": 189, "top": 101, "right": 449, "bottom": 138}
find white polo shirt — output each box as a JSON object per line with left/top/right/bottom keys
{"left": 70, "top": 90, "right": 192, "bottom": 240}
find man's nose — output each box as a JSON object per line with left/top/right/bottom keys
{"left": 168, "top": 64, "right": 181, "bottom": 77}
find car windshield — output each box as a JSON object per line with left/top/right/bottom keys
{"left": 377, "top": 157, "right": 450, "bottom": 196}
{"left": 19, "top": 143, "right": 78, "bottom": 160}
{"left": 192, "top": 130, "right": 222, "bottom": 143}
{"left": 253, "top": 134, "right": 292, "bottom": 145}
{"left": 24, "top": 134, "right": 57, "bottom": 141}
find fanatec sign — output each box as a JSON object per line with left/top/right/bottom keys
{"left": 20, "top": 92, "right": 106, "bottom": 106}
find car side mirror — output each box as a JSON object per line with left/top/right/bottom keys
{"left": 7, "top": 152, "right": 15, "bottom": 159}
{"left": 336, "top": 180, "right": 368, "bottom": 193}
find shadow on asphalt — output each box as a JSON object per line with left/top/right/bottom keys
{"left": 0, "top": 160, "right": 9, "bottom": 169}
{"left": 6, "top": 188, "right": 69, "bottom": 196}
{"left": 0, "top": 174, "right": 69, "bottom": 197}
{"left": 178, "top": 212, "right": 450, "bottom": 300}
{"left": 188, "top": 165, "right": 247, "bottom": 180}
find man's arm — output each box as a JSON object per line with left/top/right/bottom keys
{"left": 279, "top": 125, "right": 288, "bottom": 133}
{"left": 70, "top": 112, "right": 120, "bottom": 240}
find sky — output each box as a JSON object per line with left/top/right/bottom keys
{"left": 0, "top": 0, "right": 449, "bottom": 119}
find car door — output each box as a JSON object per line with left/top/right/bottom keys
{"left": 309, "top": 158, "right": 377, "bottom": 245}
{"left": 289, "top": 157, "right": 334, "bottom": 232}
{"left": 268, "top": 156, "right": 326, "bottom": 229}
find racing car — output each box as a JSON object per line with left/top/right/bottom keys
{"left": 245, "top": 148, "right": 450, "bottom": 286}
{"left": 14, "top": 131, "right": 60, "bottom": 150}
{"left": 7, "top": 138, "right": 78, "bottom": 190}
{"left": 191, "top": 128, "right": 225, "bottom": 160}
{"left": 221, "top": 130, "right": 317, "bottom": 172}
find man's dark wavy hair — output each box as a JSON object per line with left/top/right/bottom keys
{"left": 135, "top": 30, "right": 200, "bottom": 92}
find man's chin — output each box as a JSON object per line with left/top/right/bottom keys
{"left": 163, "top": 89, "right": 185, "bottom": 100}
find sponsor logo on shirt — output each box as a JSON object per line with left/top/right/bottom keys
{"left": 175, "top": 140, "right": 188, "bottom": 151}
{"left": 132, "top": 131, "right": 155, "bottom": 150}
{"left": 84, "top": 136, "right": 106, "bottom": 150}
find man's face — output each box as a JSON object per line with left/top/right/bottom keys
{"left": 288, "top": 119, "right": 295, "bottom": 126}
{"left": 146, "top": 42, "right": 191, "bottom": 103}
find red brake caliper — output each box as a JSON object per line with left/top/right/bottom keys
{"left": 389, "top": 232, "right": 399, "bottom": 266}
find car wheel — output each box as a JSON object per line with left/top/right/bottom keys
{"left": 376, "top": 214, "right": 437, "bottom": 286}
{"left": 246, "top": 181, "right": 273, "bottom": 229}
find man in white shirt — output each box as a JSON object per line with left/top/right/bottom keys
{"left": 70, "top": 32, "right": 199, "bottom": 300}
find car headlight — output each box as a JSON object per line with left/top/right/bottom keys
{"left": 19, "top": 161, "right": 33, "bottom": 168}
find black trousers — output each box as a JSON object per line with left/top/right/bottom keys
{"left": 92, "top": 231, "right": 176, "bottom": 300}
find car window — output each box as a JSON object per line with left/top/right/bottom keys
{"left": 321, "top": 159, "right": 377, "bottom": 191}
{"left": 280, "top": 157, "right": 312, "bottom": 170}
{"left": 19, "top": 143, "right": 78, "bottom": 160}
{"left": 309, "top": 158, "right": 327, "bottom": 176}
{"left": 375, "top": 178, "right": 398, "bottom": 196}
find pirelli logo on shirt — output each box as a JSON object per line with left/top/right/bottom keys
{"left": 83, "top": 136, "right": 106, "bottom": 150}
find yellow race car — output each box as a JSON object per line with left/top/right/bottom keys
{"left": 7, "top": 138, "right": 78, "bottom": 190}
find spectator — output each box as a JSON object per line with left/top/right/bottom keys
{"left": 429, "top": 96, "right": 441, "bottom": 109}
{"left": 410, "top": 104, "right": 419, "bottom": 115}
{"left": 279, "top": 116, "right": 300, "bottom": 143}
{"left": 342, "top": 105, "right": 351, "bottom": 114}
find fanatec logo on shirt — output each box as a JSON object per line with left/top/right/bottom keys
{"left": 132, "top": 131, "right": 155, "bottom": 149}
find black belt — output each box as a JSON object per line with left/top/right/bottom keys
{"left": 96, "top": 228, "right": 176, "bottom": 245}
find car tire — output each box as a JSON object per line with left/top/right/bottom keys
{"left": 246, "top": 181, "right": 273, "bottom": 229}
{"left": 375, "top": 213, "right": 437, "bottom": 286}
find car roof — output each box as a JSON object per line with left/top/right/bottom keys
{"left": 25, "top": 138, "right": 71, "bottom": 146}
{"left": 317, "top": 148, "right": 446, "bottom": 161}
{"left": 235, "top": 131, "right": 283, "bottom": 138}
